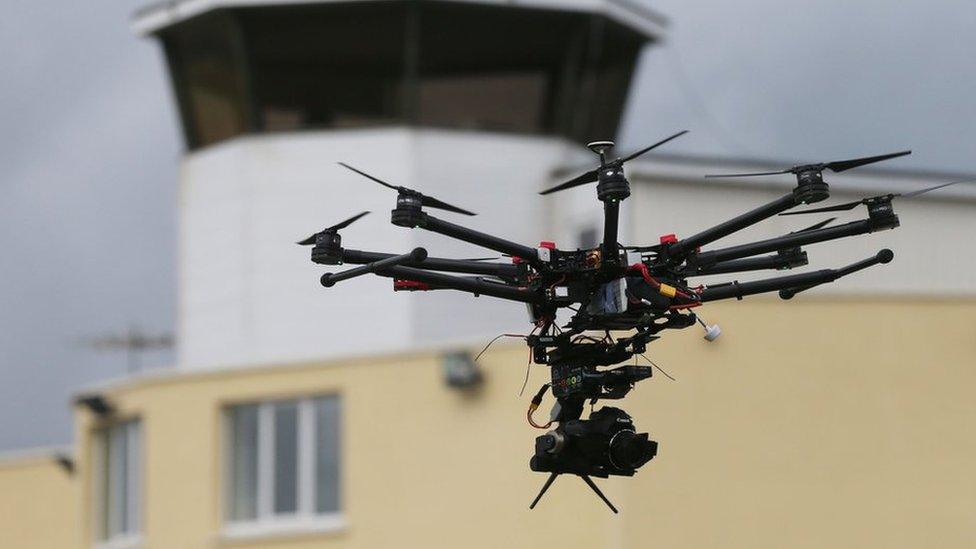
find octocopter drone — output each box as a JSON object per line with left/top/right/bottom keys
{"left": 301, "top": 131, "right": 961, "bottom": 512}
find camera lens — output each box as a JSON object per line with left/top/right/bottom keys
{"left": 537, "top": 435, "right": 557, "bottom": 453}
{"left": 535, "top": 431, "right": 566, "bottom": 455}
{"left": 608, "top": 430, "right": 657, "bottom": 470}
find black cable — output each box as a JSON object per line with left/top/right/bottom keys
{"left": 474, "top": 333, "right": 527, "bottom": 362}
{"left": 519, "top": 346, "right": 534, "bottom": 397}
{"left": 518, "top": 326, "right": 540, "bottom": 396}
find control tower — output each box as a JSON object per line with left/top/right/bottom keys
{"left": 134, "top": 0, "right": 665, "bottom": 370}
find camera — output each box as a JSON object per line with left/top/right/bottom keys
{"left": 530, "top": 407, "right": 657, "bottom": 478}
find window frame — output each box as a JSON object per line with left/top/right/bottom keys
{"left": 222, "top": 396, "right": 343, "bottom": 540}
{"left": 93, "top": 419, "right": 143, "bottom": 549}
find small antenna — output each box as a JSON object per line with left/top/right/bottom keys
{"left": 587, "top": 141, "right": 615, "bottom": 165}
{"left": 695, "top": 315, "right": 722, "bottom": 342}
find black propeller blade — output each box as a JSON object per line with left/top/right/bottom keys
{"left": 539, "top": 130, "right": 689, "bottom": 195}
{"left": 458, "top": 256, "right": 506, "bottom": 262}
{"left": 539, "top": 170, "right": 600, "bottom": 196}
{"left": 338, "top": 162, "right": 476, "bottom": 216}
{"left": 823, "top": 151, "right": 913, "bottom": 173}
{"left": 780, "top": 179, "right": 972, "bottom": 216}
{"left": 419, "top": 195, "right": 477, "bottom": 216}
{"left": 779, "top": 201, "right": 862, "bottom": 216}
{"left": 704, "top": 169, "right": 789, "bottom": 178}
{"left": 619, "top": 130, "right": 691, "bottom": 163}
{"left": 297, "top": 211, "right": 370, "bottom": 245}
{"left": 793, "top": 217, "right": 837, "bottom": 233}
{"left": 901, "top": 179, "right": 967, "bottom": 198}
{"left": 706, "top": 150, "right": 911, "bottom": 179}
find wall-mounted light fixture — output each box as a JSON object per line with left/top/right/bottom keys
{"left": 54, "top": 453, "right": 75, "bottom": 475}
{"left": 441, "top": 351, "right": 483, "bottom": 389}
{"left": 75, "top": 394, "right": 114, "bottom": 417}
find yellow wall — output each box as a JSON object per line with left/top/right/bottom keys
{"left": 0, "top": 453, "right": 79, "bottom": 548}
{"left": 17, "top": 299, "right": 976, "bottom": 548}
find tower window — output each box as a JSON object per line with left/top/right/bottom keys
{"left": 162, "top": 13, "right": 252, "bottom": 149}
{"left": 157, "top": 3, "right": 650, "bottom": 150}
{"left": 241, "top": 3, "right": 408, "bottom": 132}
{"left": 414, "top": 3, "right": 579, "bottom": 133}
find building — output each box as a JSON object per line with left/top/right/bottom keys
{"left": 142, "top": 0, "right": 665, "bottom": 370}
{"left": 1, "top": 1, "right": 975, "bottom": 548}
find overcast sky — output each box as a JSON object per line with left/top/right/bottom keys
{"left": 1, "top": 0, "right": 974, "bottom": 451}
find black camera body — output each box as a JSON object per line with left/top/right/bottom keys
{"left": 530, "top": 407, "right": 657, "bottom": 478}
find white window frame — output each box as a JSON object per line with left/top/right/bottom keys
{"left": 223, "top": 397, "right": 343, "bottom": 540}
{"left": 93, "top": 420, "right": 143, "bottom": 549}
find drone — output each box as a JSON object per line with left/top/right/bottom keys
{"left": 301, "top": 131, "right": 963, "bottom": 513}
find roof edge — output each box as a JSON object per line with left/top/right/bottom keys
{"left": 132, "top": 0, "right": 667, "bottom": 38}
{"left": 0, "top": 445, "right": 73, "bottom": 469}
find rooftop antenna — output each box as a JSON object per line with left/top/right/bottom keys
{"left": 86, "top": 324, "right": 174, "bottom": 374}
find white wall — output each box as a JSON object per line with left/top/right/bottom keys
{"left": 178, "top": 128, "right": 581, "bottom": 370}
{"left": 180, "top": 129, "right": 414, "bottom": 370}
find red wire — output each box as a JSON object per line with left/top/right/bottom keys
{"left": 627, "top": 263, "right": 696, "bottom": 300}
{"left": 527, "top": 409, "right": 552, "bottom": 429}
{"left": 549, "top": 275, "right": 566, "bottom": 290}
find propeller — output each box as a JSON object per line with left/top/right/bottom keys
{"left": 338, "top": 162, "right": 476, "bottom": 216}
{"left": 780, "top": 179, "right": 972, "bottom": 216}
{"left": 792, "top": 217, "right": 836, "bottom": 233}
{"left": 705, "top": 150, "right": 911, "bottom": 179}
{"left": 623, "top": 218, "right": 836, "bottom": 254}
{"left": 539, "top": 130, "right": 689, "bottom": 195}
{"left": 297, "top": 211, "right": 370, "bottom": 245}
{"left": 459, "top": 257, "right": 506, "bottom": 262}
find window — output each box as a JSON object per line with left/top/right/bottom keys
{"left": 240, "top": 3, "right": 407, "bottom": 132}
{"left": 414, "top": 3, "right": 580, "bottom": 134}
{"left": 225, "top": 396, "right": 341, "bottom": 536}
{"left": 94, "top": 420, "right": 142, "bottom": 546}
{"left": 159, "top": 4, "right": 650, "bottom": 150}
{"left": 162, "top": 13, "right": 252, "bottom": 149}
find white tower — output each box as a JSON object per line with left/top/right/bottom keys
{"left": 134, "top": 0, "right": 665, "bottom": 370}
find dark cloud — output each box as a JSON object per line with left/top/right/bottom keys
{"left": 621, "top": 0, "right": 976, "bottom": 171}
{"left": 1, "top": 0, "right": 973, "bottom": 450}
{"left": 0, "top": 1, "right": 178, "bottom": 450}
